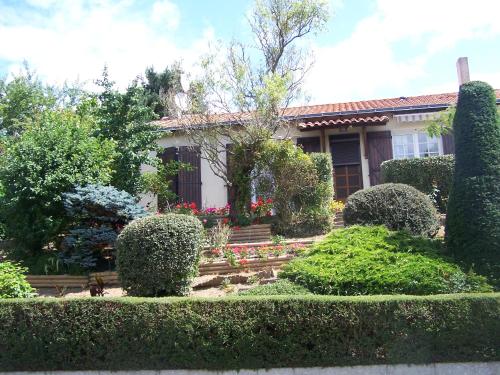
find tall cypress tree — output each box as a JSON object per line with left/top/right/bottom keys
{"left": 445, "top": 81, "right": 500, "bottom": 283}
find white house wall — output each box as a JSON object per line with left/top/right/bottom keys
{"left": 144, "top": 114, "right": 437, "bottom": 210}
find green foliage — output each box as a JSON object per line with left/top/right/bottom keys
{"left": 239, "top": 279, "right": 311, "bottom": 296}
{"left": 143, "top": 65, "right": 182, "bottom": 118}
{"left": 61, "top": 185, "right": 148, "bottom": 271}
{"left": 446, "top": 81, "right": 500, "bottom": 282}
{"left": 0, "top": 261, "right": 36, "bottom": 299}
{"left": 426, "top": 105, "right": 456, "bottom": 137}
{"left": 229, "top": 138, "right": 268, "bottom": 215}
{"left": 116, "top": 214, "right": 203, "bottom": 296}
{"left": 381, "top": 155, "right": 454, "bottom": 212}
{"left": 140, "top": 162, "right": 181, "bottom": 205}
{"left": 0, "top": 65, "right": 57, "bottom": 136}
{"left": 0, "top": 294, "right": 498, "bottom": 370}
{"left": 0, "top": 110, "right": 116, "bottom": 253}
{"left": 255, "top": 140, "right": 332, "bottom": 236}
{"left": 93, "top": 68, "right": 160, "bottom": 195}
{"left": 281, "top": 226, "right": 492, "bottom": 295}
{"left": 343, "top": 183, "right": 439, "bottom": 237}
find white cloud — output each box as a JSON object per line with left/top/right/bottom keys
{"left": 0, "top": 0, "right": 212, "bottom": 90}
{"left": 151, "top": 0, "right": 180, "bottom": 30}
{"left": 304, "top": 0, "right": 500, "bottom": 104}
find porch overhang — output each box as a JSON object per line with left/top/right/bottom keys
{"left": 298, "top": 115, "right": 390, "bottom": 131}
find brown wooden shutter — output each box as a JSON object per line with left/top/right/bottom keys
{"left": 367, "top": 131, "right": 393, "bottom": 186}
{"left": 159, "top": 147, "right": 178, "bottom": 210}
{"left": 296, "top": 137, "right": 321, "bottom": 153}
{"left": 442, "top": 133, "right": 455, "bottom": 154}
{"left": 177, "top": 146, "right": 202, "bottom": 207}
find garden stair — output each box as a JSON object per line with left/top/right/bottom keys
{"left": 228, "top": 223, "right": 272, "bottom": 243}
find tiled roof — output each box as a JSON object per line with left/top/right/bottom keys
{"left": 156, "top": 89, "right": 500, "bottom": 130}
{"left": 299, "top": 115, "right": 390, "bottom": 129}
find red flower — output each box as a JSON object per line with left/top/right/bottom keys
{"left": 222, "top": 217, "right": 230, "bottom": 225}
{"left": 189, "top": 202, "right": 197, "bottom": 209}
{"left": 239, "top": 259, "right": 249, "bottom": 265}
{"left": 266, "top": 198, "right": 273, "bottom": 204}
{"left": 175, "top": 204, "right": 181, "bottom": 209}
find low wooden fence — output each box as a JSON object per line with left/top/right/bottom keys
{"left": 27, "top": 255, "right": 294, "bottom": 289}
{"left": 26, "top": 275, "right": 89, "bottom": 289}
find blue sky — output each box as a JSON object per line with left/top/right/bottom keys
{"left": 0, "top": 0, "right": 499, "bottom": 105}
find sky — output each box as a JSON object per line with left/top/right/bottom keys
{"left": 0, "top": 0, "right": 499, "bottom": 105}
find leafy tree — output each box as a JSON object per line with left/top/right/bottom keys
{"left": 445, "top": 81, "right": 500, "bottom": 283}
{"left": 174, "top": 0, "right": 330, "bottom": 214}
{"left": 143, "top": 65, "right": 182, "bottom": 118}
{"left": 0, "top": 65, "right": 57, "bottom": 136}
{"left": 93, "top": 68, "right": 161, "bottom": 195}
{"left": 0, "top": 110, "right": 116, "bottom": 253}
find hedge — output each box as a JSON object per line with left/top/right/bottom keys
{"left": 0, "top": 294, "right": 499, "bottom": 371}
{"left": 446, "top": 81, "right": 500, "bottom": 283}
{"left": 381, "top": 155, "right": 454, "bottom": 212}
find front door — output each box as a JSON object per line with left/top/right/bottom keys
{"left": 366, "top": 131, "right": 393, "bottom": 186}
{"left": 330, "top": 134, "right": 363, "bottom": 201}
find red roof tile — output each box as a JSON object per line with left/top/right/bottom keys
{"left": 156, "top": 90, "right": 500, "bottom": 130}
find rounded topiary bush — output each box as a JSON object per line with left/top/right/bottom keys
{"left": 116, "top": 213, "right": 203, "bottom": 296}
{"left": 343, "top": 183, "right": 439, "bottom": 236}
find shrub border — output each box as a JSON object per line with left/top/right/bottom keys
{"left": 0, "top": 293, "right": 498, "bottom": 371}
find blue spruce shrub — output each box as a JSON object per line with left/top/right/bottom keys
{"left": 60, "top": 185, "right": 148, "bottom": 270}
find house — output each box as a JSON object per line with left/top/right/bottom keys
{"left": 147, "top": 89, "right": 500, "bottom": 210}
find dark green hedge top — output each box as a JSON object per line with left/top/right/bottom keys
{"left": 453, "top": 81, "right": 500, "bottom": 179}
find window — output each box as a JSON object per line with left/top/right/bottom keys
{"left": 418, "top": 133, "right": 439, "bottom": 157}
{"left": 393, "top": 134, "right": 415, "bottom": 159}
{"left": 392, "top": 132, "right": 441, "bottom": 159}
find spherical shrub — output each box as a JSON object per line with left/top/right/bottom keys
{"left": 281, "top": 226, "right": 491, "bottom": 296}
{"left": 343, "top": 183, "right": 439, "bottom": 236}
{"left": 116, "top": 213, "right": 203, "bottom": 296}
{"left": 0, "top": 261, "right": 36, "bottom": 299}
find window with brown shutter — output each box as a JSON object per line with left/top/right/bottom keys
{"left": 296, "top": 137, "right": 321, "bottom": 153}
{"left": 177, "top": 146, "right": 202, "bottom": 207}
{"left": 442, "top": 133, "right": 455, "bottom": 154}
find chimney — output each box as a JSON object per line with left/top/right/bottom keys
{"left": 456, "top": 57, "right": 470, "bottom": 86}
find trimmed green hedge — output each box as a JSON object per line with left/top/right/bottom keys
{"left": 0, "top": 294, "right": 499, "bottom": 371}
{"left": 381, "top": 155, "right": 454, "bottom": 212}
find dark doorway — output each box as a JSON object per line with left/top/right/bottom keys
{"left": 330, "top": 134, "right": 363, "bottom": 200}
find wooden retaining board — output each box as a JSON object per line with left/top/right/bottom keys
{"left": 28, "top": 256, "right": 294, "bottom": 288}
{"left": 229, "top": 224, "right": 272, "bottom": 243}
{"left": 26, "top": 275, "right": 89, "bottom": 288}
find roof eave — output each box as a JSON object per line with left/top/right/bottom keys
{"left": 159, "top": 99, "right": 500, "bottom": 131}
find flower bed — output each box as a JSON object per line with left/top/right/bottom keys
{"left": 206, "top": 241, "right": 307, "bottom": 267}
{"left": 167, "top": 197, "right": 274, "bottom": 228}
